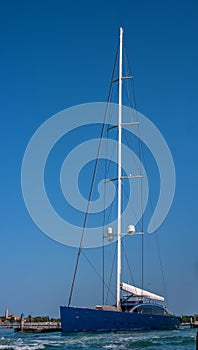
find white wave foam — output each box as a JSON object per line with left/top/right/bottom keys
{"left": 0, "top": 343, "right": 45, "bottom": 350}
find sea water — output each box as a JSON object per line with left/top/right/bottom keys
{"left": 0, "top": 327, "right": 196, "bottom": 350}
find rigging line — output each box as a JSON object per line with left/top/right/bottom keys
{"left": 102, "top": 122, "right": 117, "bottom": 303}
{"left": 107, "top": 88, "right": 118, "bottom": 126}
{"left": 136, "top": 110, "right": 144, "bottom": 293}
{"left": 123, "top": 39, "right": 136, "bottom": 112}
{"left": 140, "top": 146, "right": 169, "bottom": 302}
{"left": 105, "top": 128, "right": 118, "bottom": 177}
{"left": 123, "top": 88, "right": 132, "bottom": 111}
{"left": 134, "top": 132, "right": 169, "bottom": 303}
{"left": 122, "top": 130, "right": 140, "bottom": 175}
{"left": 123, "top": 40, "right": 145, "bottom": 293}
{"left": 123, "top": 40, "right": 133, "bottom": 109}
{"left": 82, "top": 250, "right": 116, "bottom": 300}
{"left": 121, "top": 240, "right": 136, "bottom": 286}
{"left": 105, "top": 183, "right": 118, "bottom": 229}
{"left": 122, "top": 185, "right": 141, "bottom": 232}
{"left": 102, "top": 44, "right": 120, "bottom": 305}
{"left": 123, "top": 43, "right": 133, "bottom": 109}
{"left": 104, "top": 182, "right": 134, "bottom": 304}
{"left": 121, "top": 164, "right": 142, "bottom": 286}
{"left": 120, "top": 152, "right": 142, "bottom": 231}
{"left": 67, "top": 118, "right": 106, "bottom": 306}
{"left": 130, "top": 130, "right": 168, "bottom": 303}
{"left": 67, "top": 42, "right": 119, "bottom": 307}
{"left": 146, "top": 189, "right": 169, "bottom": 304}
{"left": 155, "top": 232, "right": 169, "bottom": 305}
{"left": 105, "top": 244, "right": 117, "bottom": 304}
{"left": 102, "top": 208, "right": 105, "bottom": 304}
{"left": 102, "top": 188, "right": 106, "bottom": 304}
{"left": 102, "top": 124, "right": 109, "bottom": 305}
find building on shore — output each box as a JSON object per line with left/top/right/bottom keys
{"left": 0, "top": 309, "right": 19, "bottom": 322}
{"left": 5, "top": 308, "right": 8, "bottom": 320}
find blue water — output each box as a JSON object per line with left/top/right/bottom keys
{"left": 0, "top": 327, "right": 196, "bottom": 350}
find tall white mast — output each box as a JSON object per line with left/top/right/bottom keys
{"left": 116, "top": 27, "right": 123, "bottom": 309}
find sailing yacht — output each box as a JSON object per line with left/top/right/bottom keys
{"left": 60, "top": 28, "right": 181, "bottom": 332}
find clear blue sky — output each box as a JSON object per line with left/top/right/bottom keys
{"left": 0, "top": 0, "right": 197, "bottom": 317}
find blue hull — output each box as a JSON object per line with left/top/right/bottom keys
{"left": 60, "top": 306, "right": 181, "bottom": 332}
